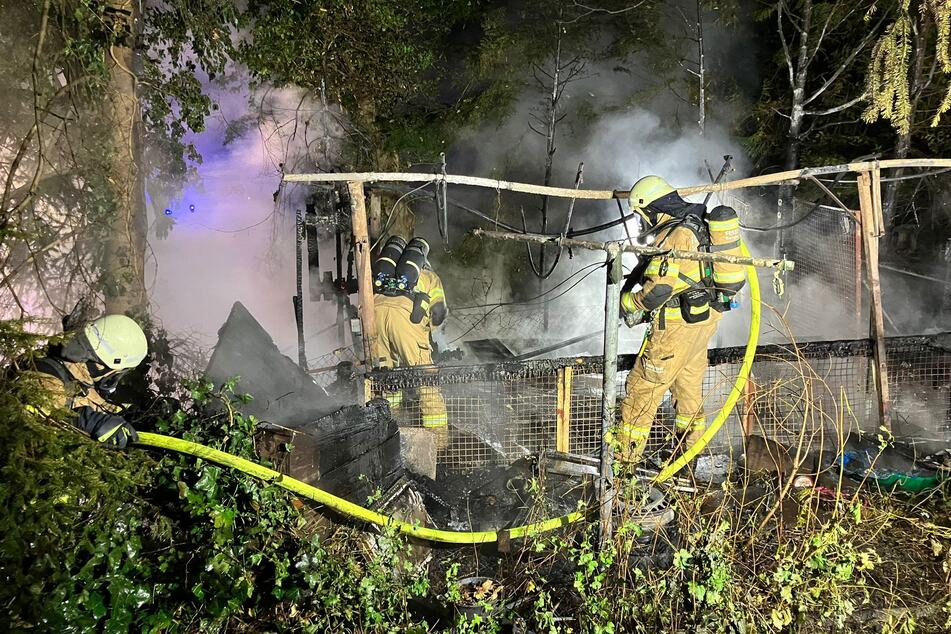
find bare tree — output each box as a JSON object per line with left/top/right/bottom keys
{"left": 675, "top": 1, "right": 707, "bottom": 135}
{"left": 772, "top": 0, "right": 885, "bottom": 218}
{"left": 525, "top": 33, "right": 587, "bottom": 280}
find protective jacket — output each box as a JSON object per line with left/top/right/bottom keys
{"left": 617, "top": 196, "right": 727, "bottom": 463}
{"left": 21, "top": 355, "right": 138, "bottom": 449}
{"left": 374, "top": 268, "right": 447, "bottom": 365}
{"left": 621, "top": 204, "right": 723, "bottom": 330}
{"left": 373, "top": 268, "right": 449, "bottom": 443}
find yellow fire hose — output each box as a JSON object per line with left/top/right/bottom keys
{"left": 136, "top": 430, "right": 582, "bottom": 544}
{"left": 134, "top": 242, "right": 762, "bottom": 544}
{"left": 654, "top": 241, "right": 761, "bottom": 482}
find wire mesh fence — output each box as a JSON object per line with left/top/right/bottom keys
{"left": 320, "top": 169, "right": 951, "bottom": 474}
{"left": 367, "top": 333, "right": 951, "bottom": 473}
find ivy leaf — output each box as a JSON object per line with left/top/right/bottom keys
{"left": 87, "top": 591, "right": 107, "bottom": 620}
{"left": 194, "top": 467, "right": 221, "bottom": 496}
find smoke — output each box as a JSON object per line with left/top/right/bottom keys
{"left": 143, "top": 16, "right": 948, "bottom": 372}
{"left": 147, "top": 67, "right": 349, "bottom": 365}
{"left": 416, "top": 57, "right": 754, "bottom": 357}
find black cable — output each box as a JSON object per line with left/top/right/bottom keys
{"left": 452, "top": 261, "right": 604, "bottom": 310}
{"left": 447, "top": 263, "right": 605, "bottom": 344}
{"left": 739, "top": 169, "right": 853, "bottom": 232}
{"left": 370, "top": 181, "right": 434, "bottom": 250}
{"left": 615, "top": 198, "right": 635, "bottom": 244}
{"left": 373, "top": 182, "right": 634, "bottom": 238}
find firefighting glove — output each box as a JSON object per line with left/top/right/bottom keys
{"left": 623, "top": 309, "right": 647, "bottom": 328}
{"left": 74, "top": 407, "right": 138, "bottom": 449}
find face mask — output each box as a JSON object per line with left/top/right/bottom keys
{"left": 62, "top": 332, "right": 96, "bottom": 363}
{"left": 86, "top": 363, "right": 129, "bottom": 394}
{"left": 632, "top": 206, "right": 658, "bottom": 228}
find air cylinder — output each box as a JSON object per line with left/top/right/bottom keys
{"left": 707, "top": 205, "right": 746, "bottom": 297}
{"left": 373, "top": 236, "right": 407, "bottom": 290}
{"left": 395, "top": 237, "right": 430, "bottom": 291}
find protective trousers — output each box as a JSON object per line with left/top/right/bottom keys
{"left": 373, "top": 297, "right": 448, "bottom": 449}
{"left": 618, "top": 317, "right": 719, "bottom": 462}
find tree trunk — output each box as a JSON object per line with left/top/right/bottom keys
{"left": 697, "top": 0, "right": 705, "bottom": 135}
{"left": 100, "top": 0, "right": 147, "bottom": 316}
{"left": 777, "top": 0, "right": 813, "bottom": 256}
{"left": 883, "top": 13, "right": 929, "bottom": 226}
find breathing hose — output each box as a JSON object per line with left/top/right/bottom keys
{"left": 133, "top": 242, "right": 761, "bottom": 543}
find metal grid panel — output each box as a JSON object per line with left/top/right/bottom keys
{"left": 367, "top": 335, "right": 951, "bottom": 473}
{"left": 760, "top": 201, "right": 866, "bottom": 341}
{"left": 738, "top": 354, "right": 873, "bottom": 454}
{"left": 567, "top": 373, "right": 603, "bottom": 456}
{"left": 887, "top": 339, "right": 951, "bottom": 446}
{"left": 505, "top": 374, "right": 558, "bottom": 457}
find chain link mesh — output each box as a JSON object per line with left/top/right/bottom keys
{"left": 367, "top": 335, "right": 951, "bottom": 473}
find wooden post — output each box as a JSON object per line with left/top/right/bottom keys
{"left": 348, "top": 182, "right": 378, "bottom": 369}
{"left": 857, "top": 172, "right": 892, "bottom": 431}
{"left": 368, "top": 192, "right": 382, "bottom": 247}
{"left": 556, "top": 366, "right": 573, "bottom": 453}
{"left": 854, "top": 211, "right": 863, "bottom": 336}
{"left": 871, "top": 167, "right": 884, "bottom": 234}
{"left": 294, "top": 208, "right": 307, "bottom": 369}
{"left": 742, "top": 377, "right": 758, "bottom": 438}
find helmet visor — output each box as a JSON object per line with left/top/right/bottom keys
{"left": 62, "top": 331, "right": 97, "bottom": 363}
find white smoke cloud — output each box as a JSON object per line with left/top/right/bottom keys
{"left": 147, "top": 67, "right": 350, "bottom": 367}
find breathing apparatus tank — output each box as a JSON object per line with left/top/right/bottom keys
{"left": 706, "top": 205, "right": 746, "bottom": 310}
{"left": 374, "top": 236, "right": 407, "bottom": 292}
{"left": 395, "top": 237, "right": 430, "bottom": 293}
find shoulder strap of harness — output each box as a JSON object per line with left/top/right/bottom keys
{"left": 34, "top": 357, "right": 75, "bottom": 387}
{"left": 32, "top": 357, "right": 81, "bottom": 409}
{"left": 679, "top": 214, "right": 711, "bottom": 249}
{"left": 672, "top": 214, "right": 717, "bottom": 295}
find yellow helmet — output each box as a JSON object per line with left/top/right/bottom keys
{"left": 83, "top": 314, "right": 148, "bottom": 370}
{"left": 628, "top": 175, "right": 675, "bottom": 225}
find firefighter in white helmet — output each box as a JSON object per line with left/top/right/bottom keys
{"left": 22, "top": 314, "right": 148, "bottom": 449}
{"left": 617, "top": 175, "right": 745, "bottom": 463}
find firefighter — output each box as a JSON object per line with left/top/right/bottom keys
{"left": 21, "top": 314, "right": 148, "bottom": 449}
{"left": 372, "top": 237, "right": 449, "bottom": 448}
{"left": 617, "top": 175, "right": 744, "bottom": 463}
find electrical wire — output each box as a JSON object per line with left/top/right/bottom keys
{"left": 370, "top": 181, "right": 435, "bottom": 251}
{"left": 525, "top": 163, "right": 585, "bottom": 280}
{"left": 447, "top": 263, "right": 605, "bottom": 344}
{"left": 452, "top": 261, "right": 604, "bottom": 311}
{"left": 739, "top": 170, "right": 853, "bottom": 232}
{"left": 447, "top": 199, "right": 523, "bottom": 233}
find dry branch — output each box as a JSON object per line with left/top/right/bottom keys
{"left": 471, "top": 228, "right": 795, "bottom": 270}
{"left": 284, "top": 158, "right": 951, "bottom": 200}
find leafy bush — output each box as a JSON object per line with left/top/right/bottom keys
{"left": 1, "top": 326, "right": 430, "bottom": 632}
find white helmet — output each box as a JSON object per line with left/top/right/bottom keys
{"left": 83, "top": 314, "right": 148, "bottom": 370}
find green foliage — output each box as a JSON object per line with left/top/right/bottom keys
{"left": 0, "top": 322, "right": 153, "bottom": 632}
{"left": 238, "top": 0, "right": 485, "bottom": 164}
{"left": 865, "top": 1, "right": 951, "bottom": 132}
{"left": 1, "top": 325, "right": 432, "bottom": 632}
{"left": 865, "top": 1, "right": 915, "bottom": 133}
